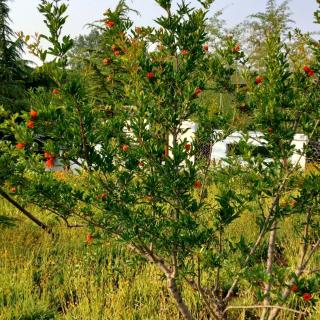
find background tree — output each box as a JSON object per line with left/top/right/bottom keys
{"left": 237, "top": 0, "right": 293, "bottom": 71}
{"left": 0, "top": 0, "right": 29, "bottom": 113}
{"left": 68, "top": 28, "right": 101, "bottom": 69}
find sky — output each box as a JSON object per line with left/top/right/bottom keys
{"left": 8, "top": 0, "right": 319, "bottom": 63}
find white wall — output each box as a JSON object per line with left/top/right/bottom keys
{"left": 47, "top": 121, "right": 309, "bottom": 172}
{"left": 169, "top": 122, "right": 309, "bottom": 170}
{"left": 168, "top": 120, "right": 198, "bottom": 163}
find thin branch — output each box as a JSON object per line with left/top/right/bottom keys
{"left": 0, "top": 188, "right": 53, "bottom": 235}
{"left": 184, "top": 277, "right": 223, "bottom": 320}
{"left": 261, "top": 221, "right": 278, "bottom": 320}
{"left": 299, "top": 239, "right": 320, "bottom": 273}
{"left": 74, "top": 99, "right": 91, "bottom": 169}
{"left": 258, "top": 197, "right": 267, "bottom": 218}
{"left": 305, "top": 268, "right": 320, "bottom": 274}
{"left": 215, "top": 229, "right": 222, "bottom": 291}
{"left": 223, "top": 304, "right": 307, "bottom": 316}
{"left": 299, "top": 206, "right": 313, "bottom": 264}
{"left": 60, "top": 215, "right": 85, "bottom": 228}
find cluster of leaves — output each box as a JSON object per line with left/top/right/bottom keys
{"left": 0, "top": 1, "right": 319, "bottom": 319}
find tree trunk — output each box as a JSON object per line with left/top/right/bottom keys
{"left": 261, "top": 221, "right": 277, "bottom": 320}
{"left": 167, "top": 276, "right": 193, "bottom": 320}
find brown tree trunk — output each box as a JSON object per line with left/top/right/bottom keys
{"left": 167, "top": 276, "right": 193, "bottom": 320}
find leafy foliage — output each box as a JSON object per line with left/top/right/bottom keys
{"left": 0, "top": 1, "right": 319, "bottom": 319}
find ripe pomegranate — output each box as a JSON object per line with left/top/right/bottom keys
{"left": 45, "top": 157, "right": 55, "bottom": 168}
{"left": 103, "top": 58, "right": 111, "bottom": 65}
{"left": 27, "top": 120, "right": 35, "bottom": 129}
{"left": 185, "top": 144, "right": 191, "bottom": 152}
{"left": 307, "top": 70, "right": 315, "bottom": 77}
{"left": 255, "top": 75, "right": 264, "bottom": 84}
{"left": 121, "top": 144, "right": 129, "bottom": 152}
{"left": 105, "top": 20, "right": 115, "bottom": 28}
{"left": 194, "top": 87, "right": 203, "bottom": 97}
{"left": 29, "top": 109, "right": 38, "bottom": 119}
{"left": 194, "top": 180, "right": 202, "bottom": 189}
{"left": 16, "top": 143, "right": 26, "bottom": 149}
{"left": 302, "top": 293, "right": 312, "bottom": 301}
{"left": 232, "top": 44, "right": 240, "bottom": 53}
{"left": 303, "top": 65, "right": 315, "bottom": 77}
{"left": 147, "top": 72, "right": 155, "bottom": 79}
{"left": 86, "top": 234, "right": 93, "bottom": 244}
{"left": 44, "top": 151, "right": 54, "bottom": 159}
{"left": 303, "top": 66, "right": 312, "bottom": 73}
{"left": 101, "top": 193, "right": 107, "bottom": 200}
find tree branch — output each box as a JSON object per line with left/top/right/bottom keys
{"left": 260, "top": 221, "right": 278, "bottom": 320}
{"left": 0, "top": 188, "right": 52, "bottom": 235}
{"left": 223, "top": 304, "right": 307, "bottom": 317}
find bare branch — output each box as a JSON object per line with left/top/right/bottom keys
{"left": 223, "top": 304, "right": 307, "bottom": 317}
{"left": 0, "top": 188, "right": 53, "bottom": 236}
{"left": 261, "top": 221, "right": 278, "bottom": 320}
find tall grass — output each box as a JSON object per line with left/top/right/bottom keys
{"left": 0, "top": 196, "right": 319, "bottom": 320}
{"left": 0, "top": 199, "right": 185, "bottom": 320}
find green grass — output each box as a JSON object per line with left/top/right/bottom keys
{"left": 0, "top": 199, "right": 184, "bottom": 320}
{"left": 0, "top": 196, "right": 319, "bottom": 320}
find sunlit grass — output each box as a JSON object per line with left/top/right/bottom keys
{"left": 0, "top": 189, "right": 319, "bottom": 319}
